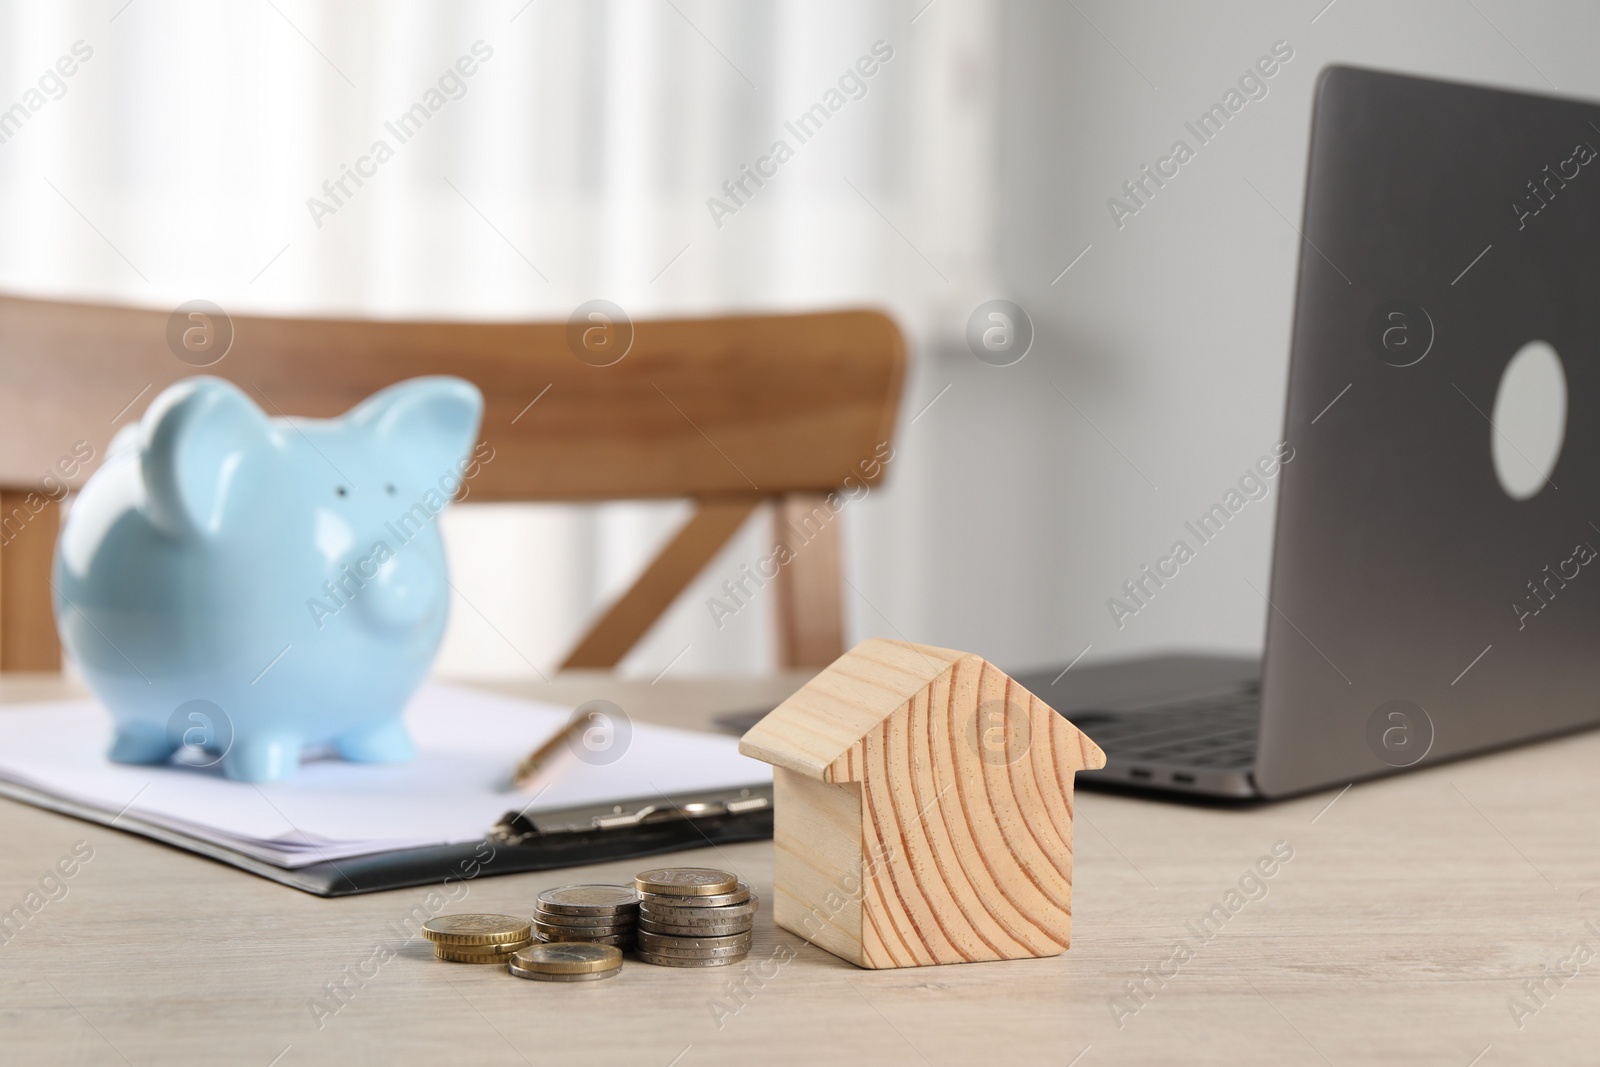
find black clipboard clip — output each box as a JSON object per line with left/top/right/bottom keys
{"left": 490, "top": 784, "right": 773, "bottom": 845}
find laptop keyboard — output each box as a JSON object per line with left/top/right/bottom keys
{"left": 1068, "top": 690, "right": 1260, "bottom": 769}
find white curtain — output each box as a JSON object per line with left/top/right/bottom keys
{"left": 0, "top": 0, "right": 1000, "bottom": 677}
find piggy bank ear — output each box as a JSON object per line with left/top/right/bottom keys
{"left": 347, "top": 377, "right": 483, "bottom": 484}
{"left": 141, "top": 378, "right": 274, "bottom": 538}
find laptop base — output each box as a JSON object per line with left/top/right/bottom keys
{"left": 1011, "top": 654, "right": 1265, "bottom": 800}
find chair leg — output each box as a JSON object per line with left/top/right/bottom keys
{"left": 773, "top": 493, "right": 846, "bottom": 670}
{"left": 561, "top": 498, "right": 761, "bottom": 671}
{"left": 0, "top": 488, "right": 63, "bottom": 672}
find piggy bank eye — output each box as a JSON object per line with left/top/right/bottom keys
{"left": 385, "top": 483, "right": 397, "bottom": 495}
{"left": 335, "top": 486, "right": 348, "bottom": 498}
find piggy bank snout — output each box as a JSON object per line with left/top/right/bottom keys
{"left": 354, "top": 550, "right": 445, "bottom": 630}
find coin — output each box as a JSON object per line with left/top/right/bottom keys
{"left": 638, "top": 900, "right": 757, "bottom": 924}
{"left": 638, "top": 881, "right": 754, "bottom": 908}
{"left": 634, "top": 868, "right": 739, "bottom": 897}
{"left": 536, "top": 884, "right": 641, "bottom": 916}
{"left": 434, "top": 940, "right": 533, "bottom": 963}
{"left": 533, "top": 912, "right": 631, "bottom": 927}
{"left": 635, "top": 930, "right": 752, "bottom": 958}
{"left": 636, "top": 918, "right": 751, "bottom": 939}
{"left": 533, "top": 927, "right": 634, "bottom": 947}
{"left": 508, "top": 961, "right": 620, "bottom": 982}
{"left": 532, "top": 922, "right": 633, "bottom": 939}
{"left": 510, "top": 941, "right": 624, "bottom": 975}
{"left": 422, "top": 914, "right": 533, "bottom": 946}
{"left": 635, "top": 950, "right": 746, "bottom": 968}
{"left": 635, "top": 928, "right": 753, "bottom": 950}
{"left": 438, "top": 940, "right": 537, "bottom": 959}
{"left": 532, "top": 909, "right": 637, "bottom": 929}
{"left": 639, "top": 942, "right": 749, "bottom": 960}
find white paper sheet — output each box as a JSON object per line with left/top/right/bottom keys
{"left": 0, "top": 683, "right": 769, "bottom": 868}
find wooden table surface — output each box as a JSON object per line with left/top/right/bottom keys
{"left": 1, "top": 671, "right": 1596, "bottom": 1066}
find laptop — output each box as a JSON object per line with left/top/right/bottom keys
{"left": 1013, "top": 65, "right": 1600, "bottom": 800}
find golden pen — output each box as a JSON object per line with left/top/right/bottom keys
{"left": 508, "top": 708, "right": 590, "bottom": 791}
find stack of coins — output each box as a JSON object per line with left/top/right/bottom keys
{"left": 422, "top": 914, "right": 532, "bottom": 964}
{"left": 508, "top": 941, "right": 623, "bottom": 983}
{"left": 634, "top": 867, "right": 756, "bottom": 967}
{"left": 533, "top": 884, "right": 640, "bottom": 949}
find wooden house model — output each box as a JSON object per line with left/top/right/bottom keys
{"left": 739, "top": 638, "right": 1106, "bottom": 969}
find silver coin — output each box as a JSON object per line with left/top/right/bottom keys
{"left": 638, "top": 880, "right": 753, "bottom": 908}
{"left": 534, "top": 909, "right": 638, "bottom": 929}
{"left": 637, "top": 917, "right": 752, "bottom": 939}
{"left": 533, "top": 927, "right": 632, "bottom": 941}
{"left": 508, "top": 961, "right": 621, "bottom": 981}
{"left": 534, "top": 928, "right": 634, "bottom": 948}
{"left": 636, "top": 928, "right": 752, "bottom": 950}
{"left": 636, "top": 942, "right": 750, "bottom": 960}
{"left": 638, "top": 900, "right": 757, "bottom": 925}
{"left": 533, "top": 922, "right": 634, "bottom": 937}
{"left": 636, "top": 931, "right": 752, "bottom": 958}
{"left": 635, "top": 950, "right": 749, "bottom": 968}
{"left": 536, "top": 884, "right": 641, "bottom": 916}
{"left": 534, "top": 920, "right": 634, "bottom": 939}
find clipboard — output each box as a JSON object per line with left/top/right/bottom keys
{"left": 0, "top": 777, "right": 772, "bottom": 897}
{"left": 0, "top": 684, "right": 774, "bottom": 897}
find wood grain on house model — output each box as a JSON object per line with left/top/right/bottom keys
{"left": 740, "top": 638, "right": 1105, "bottom": 969}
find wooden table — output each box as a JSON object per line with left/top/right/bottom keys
{"left": 1, "top": 672, "right": 1595, "bottom": 1066}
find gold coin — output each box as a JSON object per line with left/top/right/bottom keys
{"left": 434, "top": 938, "right": 530, "bottom": 957}
{"left": 443, "top": 937, "right": 531, "bottom": 955}
{"left": 508, "top": 962, "right": 621, "bottom": 982}
{"left": 633, "top": 868, "right": 738, "bottom": 897}
{"left": 422, "top": 914, "right": 533, "bottom": 946}
{"left": 434, "top": 940, "right": 532, "bottom": 964}
{"left": 536, "top": 885, "right": 640, "bottom": 916}
{"left": 510, "top": 941, "right": 624, "bottom": 975}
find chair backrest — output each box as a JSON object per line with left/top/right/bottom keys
{"left": 0, "top": 293, "right": 905, "bottom": 672}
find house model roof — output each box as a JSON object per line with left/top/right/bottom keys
{"left": 739, "top": 637, "right": 1105, "bottom": 781}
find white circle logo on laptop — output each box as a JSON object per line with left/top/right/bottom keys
{"left": 1365, "top": 700, "right": 1434, "bottom": 768}
{"left": 1490, "top": 340, "right": 1566, "bottom": 501}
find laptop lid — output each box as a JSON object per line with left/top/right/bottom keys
{"left": 1256, "top": 66, "right": 1600, "bottom": 797}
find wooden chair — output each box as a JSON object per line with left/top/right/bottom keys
{"left": 0, "top": 293, "right": 904, "bottom": 673}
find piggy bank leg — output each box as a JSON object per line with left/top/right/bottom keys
{"left": 222, "top": 734, "right": 301, "bottom": 782}
{"left": 108, "top": 724, "right": 180, "bottom": 765}
{"left": 334, "top": 719, "right": 416, "bottom": 763}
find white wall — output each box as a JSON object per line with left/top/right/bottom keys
{"left": 846, "top": 0, "right": 1600, "bottom": 677}
{"left": 7, "top": 0, "right": 1596, "bottom": 680}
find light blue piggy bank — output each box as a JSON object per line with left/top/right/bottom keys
{"left": 54, "top": 375, "right": 485, "bottom": 782}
